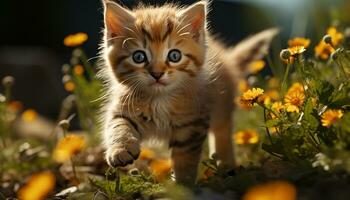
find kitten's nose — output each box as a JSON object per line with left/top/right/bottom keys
{"left": 150, "top": 72, "right": 164, "bottom": 81}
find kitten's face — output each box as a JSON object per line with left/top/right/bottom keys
{"left": 103, "top": 1, "right": 206, "bottom": 93}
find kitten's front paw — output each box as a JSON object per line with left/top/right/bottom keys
{"left": 106, "top": 138, "right": 140, "bottom": 167}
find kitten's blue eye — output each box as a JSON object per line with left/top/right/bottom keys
{"left": 132, "top": 50, "right": 147, "bottom": 64}
{"left": 167, "top": 49, "right": 182, "bottom": 63}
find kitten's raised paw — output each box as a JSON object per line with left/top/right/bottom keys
{"left": 106, "top": 138, "right": 140, "bottom": 167}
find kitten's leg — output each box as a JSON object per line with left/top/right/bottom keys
{"left": 170, "top": 123, "right": 208, "bottom": 186}
{"left": 104, "top": 115, "right": 141, "bottom": 167}
{"left": 210, "top": 118, "right": 235, "bottom": 168}
{"left": 210, "top": 78, "right": 235, "bottom": 168}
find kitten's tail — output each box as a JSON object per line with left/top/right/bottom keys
{"left": 223, "top": 28, "right": 279, "bottom": 77}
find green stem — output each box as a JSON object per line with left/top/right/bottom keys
{"left": 263, "top": 108, "right": 273, "bottom": 144}
{"left": 282, "top": 61, "right": 292, "bottom": 93}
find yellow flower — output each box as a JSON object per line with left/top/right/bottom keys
{"left": 268, "top": 77, "right": 279, "bottom": 89}
{"left": 236, "top": 97, "right": 254, "bottom": 110}
{"left": 150, "top": 159, "right": 172, "bottom": 182}
{"left": 272, "top": 101, "right": 284, "bottom": 112}
{"left": 327, "top": 26, "right": 343, "bottom": 46}
{"left": 266, "top": 90, "right": 280, "bottom": 101}
{"left": 234, "top": 129, "right": 259, "bottom": 145}
{"left": 288, "top": 46, "right": 306, "bottom": 55}
{"left": 73, "top": 65, "right": 84, "bottom": 75}
{"left": 315, "top": 41, "right": 335, "bottom": 60}
{"left": 240, "top": 88, "right": 265, "bottom": 106}
{"left": 64, "top": 81, "right": 75, "bottom": 92}
{"left": 288, "top": 37, "right": 311, "bottom": 48}
{"left": 139, "top": 148, "right": 155, "bottom": 161}
{"left": 63, "top": 33, "right": 88, "bottom": 47}
{"left": 18, "top": 171, "right": 56, "bottom": 200}
{"left": 288, "top": 82, "right": 304, "bottom": 93}
{"left": 284, "top": 83, "right": 305, "bottom": 113}
{"left": 53, "top": 134, "right": 85, "bottom": 163}
{"left": 22, "top": 109, "right": 38, "bottom": 122}
{"left": 243, "top": 181, "right": 297, "bottom": 200}
{"left": 321, "top": 109, "right": 343, "bottom": 127}
{"left": 239, "top": 79, "right": 249, "bottom": 93}
{"left": 248, "top": 60, "right": 266, "bottom": 74}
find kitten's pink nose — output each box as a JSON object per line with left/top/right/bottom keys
{"left": 150, "top": 72, "right": 164, "bottom": 81}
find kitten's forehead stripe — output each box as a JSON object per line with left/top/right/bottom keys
{"left": 161, "top": 20, "right": 174, "bottom": 42}
{"left": 184, "top": 54, "right": 202, "bottom": 68}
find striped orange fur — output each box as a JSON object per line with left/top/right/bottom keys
{"left": 99, "top": 0, "right": 278, "bottom": 185}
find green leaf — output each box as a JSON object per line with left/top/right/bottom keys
{"left": 315, "top": 80, "right": 335, "bottom": 105}
{"left": 265, "top": 119, "right": 281, "bottom": 128}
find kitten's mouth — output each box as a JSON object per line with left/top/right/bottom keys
{"left": 150, "top": 80, "right": 167, "bottom": 87}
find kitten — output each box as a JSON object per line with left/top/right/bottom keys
{"left": 100, "top": 0, "right": 277, "bottom": 185}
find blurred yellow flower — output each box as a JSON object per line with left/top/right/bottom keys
{"left": 236, "top": 97, "right": 254, "bottom": 110}
{"left": 288, "top": 46, "right": 306, "bottom": 55}
{"left": 243, "top": 181, "right": 297, "bottom": 200}
{"left": 139, "top": 148, "right": 155, "bottom": 161}
{"left": 321, "top": 109, "right": 343, "bottom": 127}
{"left": 22, "top": 109, "right": 38, "bottom": 122}
{"left": 288, "top": 37, "right": 311, "bottom": 48}
{"left": 248, "top": 60, "right": 265, "bottom": 74}
{"left": 18, "top": 171, "right": 56, "bottom": 200}
{"left": 268, "top": 77, "right": 279, "bottom": 89}
{"left": 150, "top": 159, "right": 172, "bottom": 182}
{"left": 327, "top": 26, "right": 343, "bottom": 46}
{"left": 284, "top": 83, "right": 305, "bottom": 113}
{"left": 234, "top": 129, "right": 259, "bottom": 145}
{"left": 53, "top": 134, "right": 85, "bottom": 163}
{"left": 240, "top": 88, "right": 265, "bottom": 106}
{"left": 63, "top": 32, "right": 88, "bottom": 47}
{"left": 266, "top": 90, "right": 280, "bottom": 101}
{"left": 272, "top": 101, "right": 284, "bottom": 113}
{"left": 315, "top": 41, "right": 335, "bottom": 60}
{"left": 64, "top": 81, "right": 75, "bottom": 92}
{"left": 239, "top": 79, "right": 249, "bottom": 93}
{"left": 73, "top": 65, "right": 84, "bottom": 75}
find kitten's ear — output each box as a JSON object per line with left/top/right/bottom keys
{"left": 104, "top": 1, "right": 135, "bottom": 37}
{"left": 178, "top": 1, "right": 207, "bottom": 40}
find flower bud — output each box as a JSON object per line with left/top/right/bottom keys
{"left": 280, "top": 49, "right": 291, "bottom": 61}
{"left": 58, "top": 120, "right": 70, "bottom": 131}
{"left": 323, "top": 35, "right": 333, "bottom": 45}
{"left": 2, "top": 76, "right": 15, "bottom": 88}
{"left": 331, "top": 49, "right": 340, "bottom": 60}
{"left": 62, "top": 64, "right": 71, "bottom": 74}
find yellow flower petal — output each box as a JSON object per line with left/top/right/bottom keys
{"left": 63, "top": 33, "right": 88, "bottom": 47}
{"left": 73, "top": 65, "right": 84, "bottom": 76}
{"left": 139, "top": 148, "right": 156, "bottom": 161}
{"left": 22, "top": 109, "right": 38, "bottom": 122}
{"left": 150, "top": 159, "right": 172, "bottom": 182}
{"left": 64, "top": 81, "right": 75, "bottom": 92}
{"left": 53, "top": 134, "right": 85, "bottom": 163}
{"left": 321, "top": 109, "right": 343, "bottom": 127}
{"left": 288, "top": 37, "right": 311, "bottom": 48}
{"left": 248, "top": 60, "right": 266, "bottom": 74}
{"left": 243, "top": 181, "right": 297, "bottom": 200}
{"left": 18, "top": 171, "right": 56, "bottom": 200}
{"left": 234, "top": 129, "right": 259, "bottom": 145}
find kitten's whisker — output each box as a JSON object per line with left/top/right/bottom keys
{"left": 176, "top": 23, "right": 191, "bottom": 34}
{"left": 122, "top": 37, "right": 138, "bottom": 49}
{"left": 179, "top": 32, "right": 191, "bottom": 37}
{"left": 87, "top": 55, "right": 102, "bottom": 62}
{"left": 106, "top": 36, "right": 127, "bottom": 43}
{"left": 123, "top": 27, "right": 138, "bottom": 37}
